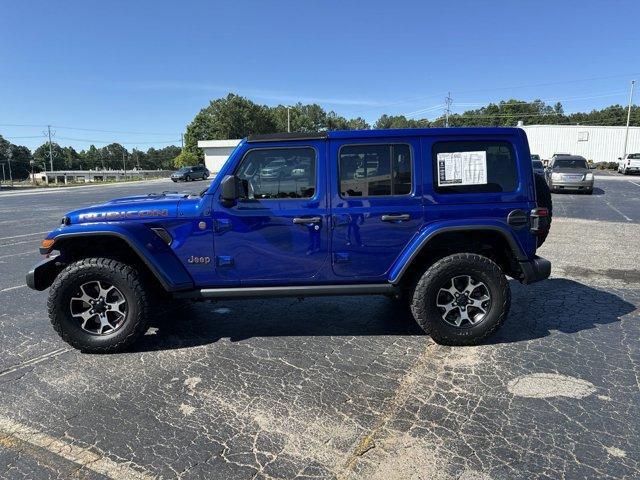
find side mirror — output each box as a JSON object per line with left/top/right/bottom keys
{"left": 618, "top": 157, "right": 622, "bottom": 161}
{"left": 220, "top": 175, "right": 247, "bottom": 206}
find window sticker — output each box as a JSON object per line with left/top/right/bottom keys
{"left": 437, "top": 151, "right": 488, "bottom": 186}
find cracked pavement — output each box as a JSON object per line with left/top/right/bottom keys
{"left": 0, "top": 175, "right": 638, "bottom": 479}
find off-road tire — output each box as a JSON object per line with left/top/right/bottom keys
{"left": 534, "top": 173, "right": 552, "bottom": 247}
{"left": 48, "top": 258, "right": 150, "bottom": 353}
{"left": 410, "top": 253, "right": 510, "bottom": 346}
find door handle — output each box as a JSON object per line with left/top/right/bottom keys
{"left": 293, "top": 216, "right": 322, "bottom": 225}
{"left": 381, "top": 214, "right": 411, "bottom": 222}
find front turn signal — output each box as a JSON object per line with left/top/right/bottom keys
{"left": 41, "top": 238, "right": 55, "bottom": 250}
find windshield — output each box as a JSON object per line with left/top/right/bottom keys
{"left": 532, "top": 160, "right": 543, "bottom": 168}
{"left": 531, "top": 155, "right": 540, "bottom": 161}
{"left": 629, "top": 153, "right": 640, "bottom": 159}
{"left": 177, "top": 167, "right": 190, "bottom": 173}
{"left": 554, "top": 158, "right": 587, "bottom": 169}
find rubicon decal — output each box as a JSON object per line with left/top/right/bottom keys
{"left": 78, "top": 209, "right": 170, "bottom": 221}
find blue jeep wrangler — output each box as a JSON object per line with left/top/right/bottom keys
{"left": 27, "top": 128, "right": 551, "bottom": 353}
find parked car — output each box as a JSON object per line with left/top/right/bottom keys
{"left": 171, "top": 165, "right": 210, "bottom": 182}
{"left": 532, "top": 159, "right": 545, "bottom": 176}
{"left": 27, "top": 128, "right": 551, "bottom": 353}
{"left": 260, "top": 159, "right": 286, "bottom": 178}
{"left": 617, "top": 153, "right": 640, "bottom": 175}
{"left": 547, "top": 155, "right": 594, "bottom": 194}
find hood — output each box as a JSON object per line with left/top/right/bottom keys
{"left": 65, "top": 193, "right": 189, "bottom": 224}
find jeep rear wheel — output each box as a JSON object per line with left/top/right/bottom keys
{"left": 48, "top": 258, "right": 150, "bottom": 353}
{"left": 410, "top": 253, "right": 510, "bottom": 346}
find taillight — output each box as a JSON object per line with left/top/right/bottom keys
{"left": 530, "top": 208, "right": 549, "bottom": 235}
{"left": 628, "top": 159, "right": 631, "bottom": 166}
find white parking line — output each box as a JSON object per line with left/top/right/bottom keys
{"left": 630, "top": 181, "right": 640, "bottom": 187}
{"left": 603, "top": 200, "right": 633, "bottom": 222}
{"left": 0, "top": 415, "right": 154, "bottom": 480}
{"left": 0, "top": 285, "right": 27, "bottom": 293}
{"left": 0, "top": 240, "right": 36, "bottom": 248}
{"left": 0, "top": 251, "right": 34, "bottom": 260}
{"left": 0, "top": 348, "right": 70, "bottom": 378}
{"left": 0, "top": 178, "right": 169, "bottom": 198}
{"left": 0, "top": 231, "right": 49, "bottom": 241}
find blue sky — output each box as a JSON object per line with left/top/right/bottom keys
{"left": 1, "top": 0, "right": 639, "bottom": 151}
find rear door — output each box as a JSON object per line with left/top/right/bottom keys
{"left": 421, "top": 133, "right": 536, "bottom": 255}
{"left": 329, "top": 137, "right": 423, "bottom": 279}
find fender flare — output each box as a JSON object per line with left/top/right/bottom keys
{"left": 40, "top": 226, "right": 194, "bottom": 292}
{"left": 388, "top": 223, "right": 527, "bottom": 284}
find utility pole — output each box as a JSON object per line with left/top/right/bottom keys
{"left": 7, "top": 150, "right": 13, "bottom": 187}
{"left": 181, "top": 133, "right": 184, "bottom": 149}
{"left": 46, "top": 125, "right": 54, "bottom": 171}
{"left": 287, "top": 107, "right": 291, "bottom": 133}
{"left": 122, "top": 150, "right": 127, "bottom": 176}
{"left": 1, "top": 164, "right": 5, "bottom": 183}
{"left": 622, "top": 80, "right": 635, "bottom": 161}
{"left": 444, "top": 92, "right": 452, "bottom": 128}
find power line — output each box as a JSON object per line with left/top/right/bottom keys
{"left": 55, "top": 136, "right": 180, "bottom": 145}
{"left": 0, "top": 123, "right": 176, "bottom": 136}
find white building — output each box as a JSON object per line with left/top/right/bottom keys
{"left": 197, "top": 125, "right": 640, "bottom": 169}
{"left": 198, "top": 139, "right": 241, "bottom": 175}
{"left": 520, "top": 124, "right": 640, "bottom": 163}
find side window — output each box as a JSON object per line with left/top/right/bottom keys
{"left": 339, "top": 144, "right": 412, "bottom": 197}
{"left": 432, "top": 141, "right": 518, "bottom": 194}
{"left": 235, "top": 147, "right": 316, "bottom": 199}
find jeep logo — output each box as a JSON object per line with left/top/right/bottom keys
{"left": 187, "top": 256, "right": 211, "bottom": 265}
{"left": 78, "top": 209, "right": 169, "bottom": 221}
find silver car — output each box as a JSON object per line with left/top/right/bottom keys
{"left": 547, "top": 155, "right": 594, "bottom": 194}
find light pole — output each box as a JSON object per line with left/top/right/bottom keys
{"left": 287, "top": 106, "right": 291, "bottom": 133}
{"left": 1, "top": 163, "right": 5, "bottom": 184}
{"left": 30, "top": 160, "right": 35, "bottom": 184}
{"left": 622, "top": 80, "right": 636, "bottom": 161}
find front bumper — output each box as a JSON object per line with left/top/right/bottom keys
{"left": 519, "top": 256, "right": 551, "bottom": 284}
{"left": 26, "top": 254, "right": 64, "bottom": 291}
{"left": 549, "top": 179, "right": 594, "bottom": 191}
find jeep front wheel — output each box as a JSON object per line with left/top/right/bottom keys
{"left": 48, "top": 258, "right": 150, "bottom": 353}
{"left": 410, "top": 253, "right": 510, "bottom": 346}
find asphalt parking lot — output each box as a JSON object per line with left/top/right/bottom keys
{"left": 0, "top": 173, "right": 639, "bottom": 480}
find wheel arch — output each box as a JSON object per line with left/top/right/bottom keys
{"left": 389, "top": 225, "right": 526, "bottom": 286}
{"left": 42, "top": 229, "right": 193, "bottom": 292}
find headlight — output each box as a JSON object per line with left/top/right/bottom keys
{"left": 551, "top": 172, "right": 562, "bottom": 180}
{"left": 585, "top": 173, "right": 594, "bottom": 181}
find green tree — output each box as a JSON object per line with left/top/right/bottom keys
{"left": 100, "top": 143, "right": 128, "bottom": 170}
{"left": 62, "top": 146, "right": 81, "bottom": 169}
{"left": 374, "top": 114, "right": 430, "bottom": 129}
{"left": 33, "top": 142, "right": 65, "bottom": 171}
{"left": 184, "top": 94, "right": 276, "bottom": 158}
{"left": 9, "top": 145, "right": 34, "bottom": 180}
{"left": 145, "top": 145, "right": 181, "bottom": 170}
{"left": 173, "top": 150, "right": 199, "bottom": 168}
{"left": 79, "top": 145, "right": 103, "bottom": 170}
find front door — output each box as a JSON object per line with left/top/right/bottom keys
{"left": 329, "top": 138, "right": 423, "bottom": 279}
{"left": 212, "top": 141, "right": 329, "bottom": 285}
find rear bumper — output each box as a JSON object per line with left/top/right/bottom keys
{"left": 519, "top": 256, "right": 551, "bottom": 284}
{"left": 26, "top": 254, "right": 63, "bottom": 291}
